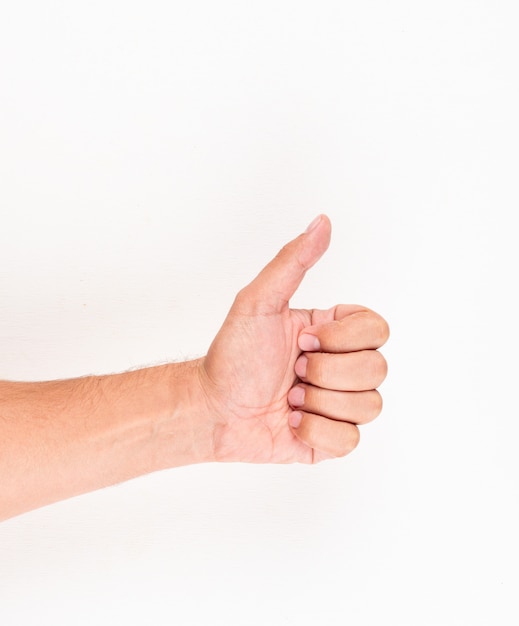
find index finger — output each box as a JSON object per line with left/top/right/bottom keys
{"left": 298, "top": 305, "right": 390, "bottom": 353}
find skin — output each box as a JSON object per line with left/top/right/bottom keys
{"left": 0, "top": 215, "right": 389, "bottom": 520}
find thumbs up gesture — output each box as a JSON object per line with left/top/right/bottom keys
{"left": 198, "top": 215, "right": 389, "bottom": 464}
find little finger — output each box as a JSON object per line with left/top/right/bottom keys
{"left": 288, "top": 411, "right": 360, "bottom": 460}
{"left": 288, "top": 384, "right": 382, "bottom": 425}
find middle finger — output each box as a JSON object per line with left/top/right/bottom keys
{"left": 294, "top": 349, "right": 387, "bottom": 391}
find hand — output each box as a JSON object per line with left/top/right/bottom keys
{"left": 0, "top": 214, "right": 388, "bottom": 520}
{"left": 197, "top": 215, "right": 389, "bottom": 464}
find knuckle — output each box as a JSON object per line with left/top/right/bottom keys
{"left": 370, "top": 390, "right": 384, "bottom": 417}
{"left": 277, "top": 242, "right": 307, "bottom": 272}
{"left": 233, "top": 287, "right": 249, "bottom": 309}
{"left": 351, "top": 425, "right": 361, "bottom": 450}
{"left": 372, "top": 350, "right": 388, "bottom": 385}
{"left": 330, "top": 423, "right": 361, "bottom": 458}
{"left": 340, "top": 425, "right": 360, "bottom": 456}
{"left": 356, "top": 309, "right": 390, "bottom": 345}
{"left": 374, "top": 315, "right": 390, "bottom": 345}
{"left": 276, "top": 244, "right": 290, "bottom": 261}
{"left": 360, "top": 390, "right": 383, "bottom": 422}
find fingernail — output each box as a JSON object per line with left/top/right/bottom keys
{"left": 298, "top": 333, "right": 320, "bottom": 352}
{"left": 295, "top": 355, "right": 308, "bottom": 378}
{"left": 288, "top": 386, "right": 305, "bottom": 407}
{"left": 289, "top": 411, "right": 303, "bottom": 428}
{"left": 304, "top": 215, "right": 322, "bottom": 233}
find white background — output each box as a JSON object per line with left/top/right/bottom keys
{"left": 1, "top": 1, "right": 518, "bottom": 624}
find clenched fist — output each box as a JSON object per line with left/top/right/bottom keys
{"left": 198, "top": 215, "right": 389, "bottom": 464}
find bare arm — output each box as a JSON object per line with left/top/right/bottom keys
{"left": 0, "top": 361, "right": 213, "bottom": 520}
{"left": 0, "top": 215, "right": 389, "bottom": 521}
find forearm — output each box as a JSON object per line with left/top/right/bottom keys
{"left": 0, "top": 360, "right": 214, "bottom": 521}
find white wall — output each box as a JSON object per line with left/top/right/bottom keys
{"left": 1, "top": 1, "right": 517, "bottom": 624}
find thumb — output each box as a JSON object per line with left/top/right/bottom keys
{"left": 235, "top": 215, "right": 332, "bottom": 315}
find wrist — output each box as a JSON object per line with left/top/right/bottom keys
{"left": 151, "top": 359, "right": 218, "bottom": 470}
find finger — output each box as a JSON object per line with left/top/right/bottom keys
{"left": 233, "top": 215, "right": 332, "bottom": 315}
{"left": 294, "top": 350, "right": 387, "bottom": 391}
{"left": 288, "top": 384, "right": 382, "bottom": 425}
{"left": 288, "top": 411, "right": 360, "bottom": 459}
{"left": 298, "top": 306, "right": 390, "bottom": 353}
